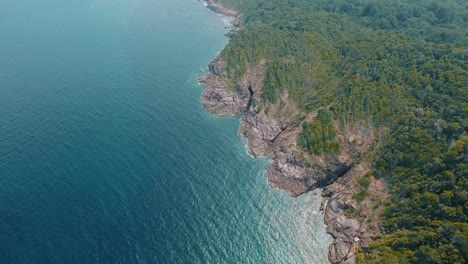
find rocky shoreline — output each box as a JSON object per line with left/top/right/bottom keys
{"left": 202, "top": 0, "right": 243, "bottom": 37}
{"left": 200, "top": 1, "right": 382, "bottom": 263}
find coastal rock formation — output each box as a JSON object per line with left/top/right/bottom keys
{"left": 201, "top": 1, "right": 384, "bottom": 263}
{"left": 200, "top": 75, "right": 248, "bottom": 116}
{"left": 204, "top": 0, "right": 243, "bottom": 37}
{"left": 240, "top": 105, "right": 356, "bottom": 197}
{"left": 201, "top": 57, "right": 378, "bottom": 264}
{"left": 321, "top": 164, "right": 388, "bottom": 264}
{"left": 323, "top": 195, "right": 360, "bottom": 264}
{"left": 199, "top": 61, "right": 249, "bottom": 116}
{"left": 204, "top": 0, "right": 238, "bottom": 17}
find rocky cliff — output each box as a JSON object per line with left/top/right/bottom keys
{"left": 200, "top": 1, "right": 386, "bottom": 263}
{"left": 320, "top": 164, "right": 388, "bottom": 264}
{"left": 204, "top": 0, "right": 243, "bottom": 37}
{"left": 201, "top": 56, "right": 385, "bottom": 264}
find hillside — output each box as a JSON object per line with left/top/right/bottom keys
{"left": 202, "top": 0, "right": 467, "bottom": 263}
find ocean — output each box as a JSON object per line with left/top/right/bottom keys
{"left": 0, "top": 0, "right": 332, "bottom": 262}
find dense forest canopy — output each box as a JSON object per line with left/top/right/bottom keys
{"left": 216, "top": 0, "right": 467, "bottom": 263}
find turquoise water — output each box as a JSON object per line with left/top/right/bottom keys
{"left": 0, "top": 0, "right": 332, "bottom": 263}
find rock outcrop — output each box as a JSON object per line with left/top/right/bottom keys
{"left": 204, "top": 0, "right": 238, "bottom": 17}
{"left": 204, "top": 0, "right": 243, "bottom": 37}
{"left": 321, "top": 164, "right": 387, "bottom": 264}
{"left": 200, "top": 56, "right": 379, "bottom": 263}
{"left": 200, "top": 1, "right": 385, "bottom": 263}
{"left": 323, "top": 185, "right": 360, "bottom": 264}
{"left": 200, "top": 75, "right": 248, "bottom": 116}
{"left": 199, "top": 60, "right": 249, "bottom": 116}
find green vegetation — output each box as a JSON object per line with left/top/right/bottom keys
{"left": 299, "top": 109, "right": 341, "bottom": 156}
{"left": 358, "top": 174, "right": 371, "bottom": 189}
{"left": 216, "top": 0, "right": 467, "bottom": 262}
{"left": 353, "top": 190, "right": 369, "bottom": 203}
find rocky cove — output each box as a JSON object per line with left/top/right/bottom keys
{"left": 199, "top": 1, "right": 388, "bottom": 263}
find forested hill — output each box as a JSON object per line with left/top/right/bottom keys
{"left": 214, "top": 0, "right": 467, "bottom": 263}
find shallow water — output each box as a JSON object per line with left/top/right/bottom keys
{"left": 0, "top": 0, "right": 332, "bottom": 262}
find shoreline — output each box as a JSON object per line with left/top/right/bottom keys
{"left": 201, "top": 0, "right": 243, "bottom": 38}
{"left": 199, "top": 1, "right": 373, "bottom": 264}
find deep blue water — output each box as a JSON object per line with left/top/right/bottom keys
{"left": 0, "top": 0, "right": 331, "bottom": 263}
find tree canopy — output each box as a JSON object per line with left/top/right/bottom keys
{"left": 217, "top": 0, "right": 467, "bottom": 262}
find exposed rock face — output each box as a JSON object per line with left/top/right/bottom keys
{"left": 200, "top": 2, "right": 384, "bottom": 263}
{"left": 199, "top": 72, "right": 249, "bottom": 116}
{"left": 324, "top": 199, "right": 359, "bottom": 264}
{"left": 202, "top": 62, "right": 320, "bottom": 200}
{"left": 225, "top": 17, "right": 243, "bottom": 37}
{"left": 240, "top": 111, "right": 278, "bottom": 157}
{"left": 205, "top": 0, "right": 238, "bottom": 17}
{"left": 208, "top": 59, "right": 225, "bottom": 76}
{"left": 238, "top": 99, "right": 367, "bottom": 198}
{"left": 321, "top": 164, "right": 387, "bottom": 264}
{"left": 241, "top": 108, "right": 354, "bottom": 197}
{"left": 204, "top": 0, "right": 243, "bottom": 37}
{"left": 199, "top": 58, "right": 257, "bottom": 116}
{"left": 201, "top": 57, "right": 378, "bottom": 264}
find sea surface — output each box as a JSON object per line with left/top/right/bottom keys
{"left": 0, "top": 0, "right": 332, "bottom": 263}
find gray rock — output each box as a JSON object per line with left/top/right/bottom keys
{"left": 240, "top": 111, "right": 280, "bottom": 157}
{"left": 208, "top": 59, "right": 225, "bottom": 76}
{"left": 201, "top": 40, "right": 367, "bottom": 264}
{"left": 328, "top": 238, "right": 352, "bottom": 264}
{"left": 201, "top": 73, "right": 249, "bottom": 116}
